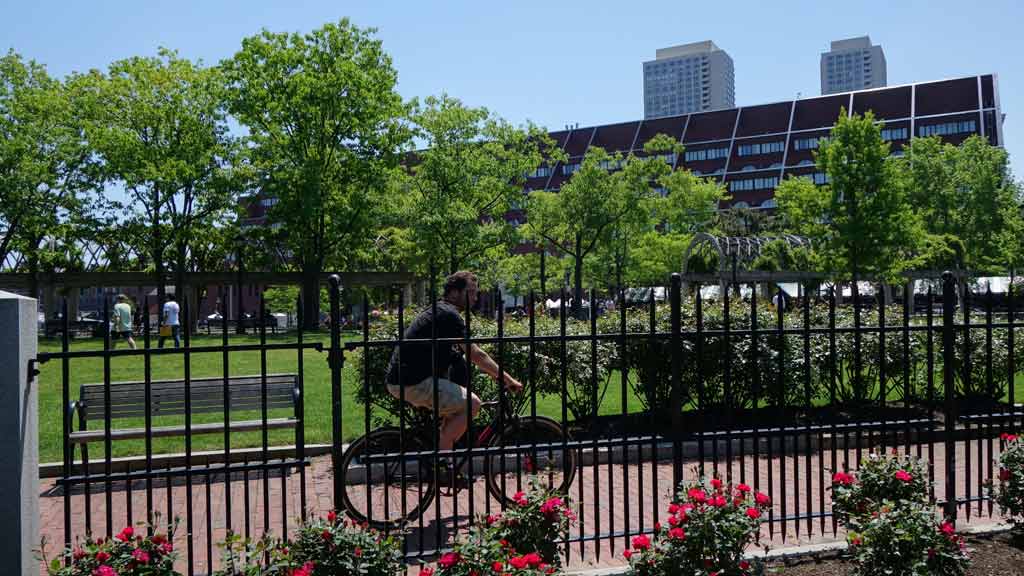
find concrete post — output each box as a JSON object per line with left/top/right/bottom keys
{"left": 0, "top": 290, "right": 39, "bottom": 576}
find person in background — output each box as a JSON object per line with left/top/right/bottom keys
{"left": 111, "top": 294, "right": 136, "bottom": 350}
{"left": 159, "top": 294, "right": 181, "bottom": 348}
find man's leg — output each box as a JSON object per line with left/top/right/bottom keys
{"left": 127, "top": 333, "right": 137, "bottom": 350}
{"left": 438, "top": 386, "right": 480, "bottom": 451}
{"left": 173, "top": 325, "right": 181, "bottom": 348}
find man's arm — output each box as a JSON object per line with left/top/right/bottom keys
{"left": 459, "top": 343, "right": 524, "bottom": 392}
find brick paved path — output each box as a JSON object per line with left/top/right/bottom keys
{"left": 40, "top": 436, "right": 1008, "bottom": 575}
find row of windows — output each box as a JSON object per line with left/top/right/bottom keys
{"left": 562, "top": 163, "right": 581, "bottom": 175}
{"left": 684, "top": 147, "right": 729, "bottom": 162}
{"left": 918, "top": 120, "right": 977, "bottom": 138}
{"left": 802, "top": 172, "right": 831, "bottom": 185}
{"left": 528, "top": 166, "right": 552, "bottom": 179}
{"left": 728, "top": 176, "right": 779, "bottom": 192}
{"left": 793, "top": 136, "right": 827, "bottom": 151}
{"left": 880, "top": 127, "right": 908, "bottom": 141}
{"left": 737, "top": 141, "right": 784, "bottom": 156}
{"left": 598, "top": 159, "right": 625, "bottom": 171}
{"left": 259, "top": 197, "right": 279, "bottom": 208}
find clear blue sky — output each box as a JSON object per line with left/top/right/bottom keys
{"left": 3, "top": 0, "right": 1021, "bottom": 174}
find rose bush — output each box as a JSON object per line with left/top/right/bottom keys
{"left": 44, "top": 524, "right": 180, "bottom": 576}
{"left": 845, "top": 503, "right": 969, "bottom": 576}
{"left": 432, "top": 481, "right": 574, "bottom": 576}
{"left": 991, "top": 432, "right": 1024, "bottom": 529}
{"left": 831, "top": 452, "right": 969, "bottom": 576}
{"left": 622, "top": 476, "right": 771, "bottom": 576}
{"left": 213, "top": 511, "right": 403, "bottom": 576}
{"left": 830, "top": 452, "right": 930, "bottom": 532}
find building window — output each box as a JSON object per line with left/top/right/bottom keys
{"left": 260, "top": 197, "right": 279, "bottom": 208}
{"left": 528, "top": 166, "right": 552, "bottom": 178}
{"left": 598, "top": 159, "right": 625, "bottom": 171}
{"left": 803, "top": 172, "right": 830, "bottom": 185}
{"left": 881, "top": 127, "right": 908, "bottom": 141}
{"left": 728, "top": 176, "right": 779, "bottom": 192}
{"left": 737, "top": 141, "right": 784, "bottom": 156}
{"left": 760, "top": 199, "right": 778, "bottom": 209}
{"left": 684, "top": 147, "right": 729, "bottom": 162}
{"left": 918, "top": 120, "right": 977, "bottom": 138}
{"left": 562, "top": 163, "right": 581, "bottom": 176}
{"left": 793, "top": 136, "right": 827, "bottom": 151}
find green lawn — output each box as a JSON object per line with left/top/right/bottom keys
{"left": 36, "top": 333, "right": 1023, "bottom": 463}
{"left": 36, "top": 333, "right": 646, "bottom": 463}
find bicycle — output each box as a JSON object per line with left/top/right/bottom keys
{"left": 338, "top": 392, "right": 578, "bottom": 529}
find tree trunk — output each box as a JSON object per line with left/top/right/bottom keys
{"left": 301, "top": 263, "right": 321, "bottom": 330}
{"left": 152, "top": 192, "right": 166, "bottom": 310}
{"left": 573, "top": 256, "right": 584, "bottom": 319}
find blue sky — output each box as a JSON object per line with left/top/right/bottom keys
{"left": 3, "top": 0, "right": 1021, "bottom": 174}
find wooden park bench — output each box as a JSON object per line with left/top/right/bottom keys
{"left": 68, "top": 374, "right": 301, "bottom": 463}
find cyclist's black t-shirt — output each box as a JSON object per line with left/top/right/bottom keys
{"left": 386, "top": 300, "right": 466, "bottom": 387}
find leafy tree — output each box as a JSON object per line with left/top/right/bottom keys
{"left": 69, "top": 49, "right": 241, "bottom": 310}
{"left": 0, "top": 51, "right": 100, "bottom": 297}
{"left": 397, "top": 94, "right": 559, "bottom": 276}
{"left": 524, "top": 135, "right": 678, "bottom": 315}
{"left": 775, "top": 110, "right": 922, "bottom": 283}
{"left": 901, "top": 134, "right": 1023, "bottom": 273}
{"left": 221, "top": 19, "right": 410, "bottom": 328}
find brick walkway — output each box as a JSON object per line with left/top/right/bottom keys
{"left": 40, "top": 436, "right": 1009, "bottom": 575}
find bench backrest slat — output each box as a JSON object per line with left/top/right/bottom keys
{"left": 78, "top": 374, "right": 298, "bottom": 421}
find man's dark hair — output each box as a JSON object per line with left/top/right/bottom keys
{"left": 443, "top": 271, "right": 477, "bottom": 296}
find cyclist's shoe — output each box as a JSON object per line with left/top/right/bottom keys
{"left": 434, "top": 461, "right": 470, "bottom": 491}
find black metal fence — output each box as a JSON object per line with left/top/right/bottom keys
{"left": 39, "top": 271, "right": 1024, "bottom": 574}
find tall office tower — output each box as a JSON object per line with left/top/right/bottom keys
{"left": 643, "top": 41, "right": 735, "bottom": 119}
{"left": 821, "top": 36, "right": 887, "bottom": 94}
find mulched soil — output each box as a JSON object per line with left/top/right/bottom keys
{"left": 765, "top": 531, "right": 1024, "bottom": 575}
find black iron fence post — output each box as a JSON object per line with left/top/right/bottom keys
{"left": 942, "top": 271, "right": 957, "bottom": 522}
{"left": 328, "top": 274, "right": 344, "bottom": 507}
{"left": 670, "top": 273, "right": 683, "bottom": 488}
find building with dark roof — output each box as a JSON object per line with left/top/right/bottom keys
{"left": 528, "top": 74, "right": 1002, "bottom": 211}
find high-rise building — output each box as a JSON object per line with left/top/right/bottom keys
{"left": 643, "top": 41, "right": 735, "bottom": 119}
{"left": 821, "top": 36, "right": 887, "bottom": 94}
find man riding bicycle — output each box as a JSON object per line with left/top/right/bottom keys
{"left": 385, "top": 271, "right": 524, "bottom": 458}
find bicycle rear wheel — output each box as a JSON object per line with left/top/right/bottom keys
{"left": 338, "top": 428, "right": 435, "bottom": 529}
{"left": 485, "top": 416, "right": 578, "bottom": 506}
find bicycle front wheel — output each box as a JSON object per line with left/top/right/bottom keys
{"left": 338, "top": 428, "right": 435, "bottom": 529}
{"left": 485, "top": 416, "right": 578, "bottom": 506}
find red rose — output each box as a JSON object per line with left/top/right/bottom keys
{"left": 755, "top": 492, "right": 770, "bottom": 506}
{"left": 439, "top": 552, "right": 462, "bottom": 569}
{"left": 711, "top": 478, "right": 723, "bottom": 491}
{"left": 940, "top": 522, "right": 956, "bottom": 536}
{"left": 710, "top": 495, "right": 727, "bottom": 507}
{"left": 523, "top": 552, "right": 542, "bottom": 568}
{"left": 687, "top": 488, "right": 707, "bottom": 503}
{"left": 159, "top": 542, "right": 173, "bottom": 554}
{"left": 131, "top": 549, "right": 150, "bottom": 564}
{"left": 654, "top": 521, "right": 661, "bottom": 531}
{"left": 746, "top": 507, "right": 761, "bottom": 519}
{"left": 93, "top": 566, "right": 118, "bottom": 576}
{"left": 668, "top": 503, "right": 680, "bottom": 514}
{"left": 72, "top": 548, "right": 86, "bottom": 560}
{"left": 669, "top": 527, "right": 685, "bottom": 540}
{"left": 832, "top": 472, "right": 855, "bottom": 486}
{"left": 492, "top": 561, "right": 504, "bottom": 571}
{"left": 509, "top": 556, "right": 528, "bottom": 570}
{"left": 736, "top": 483, "right": 751, "bottom": 493}
{"left": 420, "top": 567, "right": 435, "bottom": 576}
{"left": 668, "top": 515, "right": 680, "bottom": 526}
{"left": 632, "top": 535, "right": 651, "bottom": 550}
{"left": 623, "top": 549, "right": 633, "bottom": 559}
{"left": 151, "top": 534, "right": 166, "bottom": 545}
{"left": 1000, "top": 468, "right": 1011, "bottom": 481}
{"left": 740, "top": 560, "right": 751, "bottom": 570}
{"left": 115, "top": 526, "right": 134, "bottom": 542}
{"left": 327, "top": 510, "right": 337, "bottom": 523}
{"left": 895, "top": 470, "right": 912, "bottom": 482}
{"left": 95, "top": 551, "right": 111, "bottom": 562}
{"left": 321, "top": 529, "right": 332, "bottom": 541}
{"left": 354, "top": 546, "right": 362, "bottom": 557}
{"left": 487, "top": 513, "right": 501, "bottom": 525}
{"left": 512, "top": 491, "right": 528, "bottom": 506}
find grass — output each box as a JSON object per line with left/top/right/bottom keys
{"left": 36, "top": 333, "right": 646, "bottom": 463}
{"left": 36, "top": 333, "right": 1024, "bottom": 463}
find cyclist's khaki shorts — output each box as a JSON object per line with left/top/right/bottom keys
{"left": 387, "top": 377, "right": 469, "bottom": 417}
